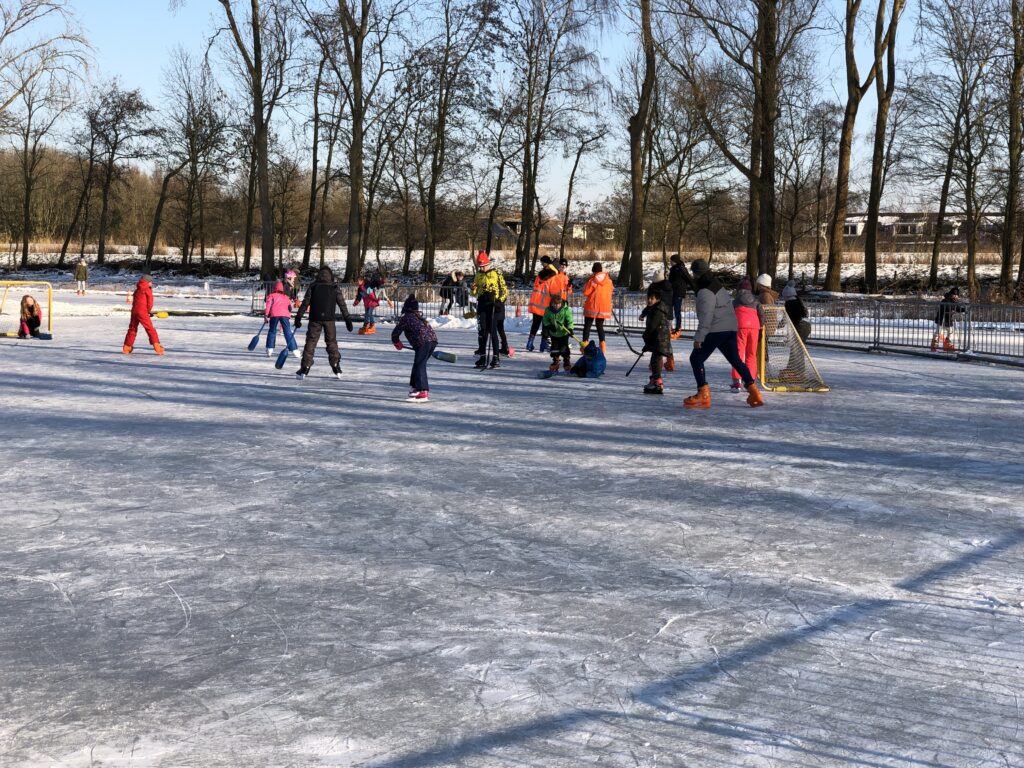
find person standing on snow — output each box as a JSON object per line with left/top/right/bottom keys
{"left": 264, "top": 281, "right": 299, "bottom": 358}
{"left": 294, "top": 266, "right": 354, "bottom": 379}
{"left": 439, "top": 270, "right": 466, "bottom": 316}
{"left": 684, "top": 259, "right": 763, "bottom": 409}
{"left": 582, "top": 262, "right": 613, "bottom": 354}
{"left": 74, "top": 258, "right": 89, "bottom": 296}
{"left": 731, "top": 276, "right": 764, "bottom": 391}
{"left": 470, "top": 251, "right": 508, "bottom": 369}
{"left": 932, "top": 287, "right": 965, "bottom": 352}
{"left": 391, "top": 294, "right": 438, "bottom": 401}
{"left": 641, "top": 284, "right": 673, "bottom": 394}
{"left": 526, "top": 256, "right": 557, "bottom": 352}
{"left": 122, "top": 273, "right": 164, "bottom": 355}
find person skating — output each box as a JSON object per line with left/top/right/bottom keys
{"left": 392, "top": 294, "right": 438, "bottom": 401}
{"left": 668, "top": 254, "right": 691, "bottom": 338}
{"left": 526, "top": 257, "right": 558, "bottom": 352}
{"left": 684, "top": 259, "right": 763, "bottom": 409}
{"left": 932, "top": 287, "right": 965, "bottom": 352}
{"left": 355, "top": 274, "right": 391, "bottom": 334}
{"left": 646, "top": 270, "right": 676, "bottom": 370}
{"left": 731, "top": 276, "right": 764, "bottom": 391}
{"left": 781, "top": 280, "right": 811, "bottom": 341}
{"left": 284, "top": 269, "right": 301, "bottom": 308}
{"left": 439, "top": 271, "right": 466, "bottom": 315}
{"left": 294, "top": 265, "right": 354, "bottom": 379}
{"left": 470, "top": 251, "right": 508, "bottom": 368}
{"left": 18, "top": 295, "right": 43, "bottom": 338}
{"left": 74, "top": 258, "right": 88, "bottom": 296}
{"left": 542, "top": 293, "right": 574, "bottom": 373}
{"left": 122, "top": 273, "right": 164, "bottom": 355}
{"left": 641, "top": 285, "right": 672, "bottom": 394}
{"left": 264, "top": 280, "right": 299, "bottom": 358}
{"left": 582, "top": 262, "right": 612, "bottom": 355}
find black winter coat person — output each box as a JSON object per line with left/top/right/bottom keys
{"left": 935, "top": 288, "right": 966, "bottom": 328}
{"left": 642, "top": 299, "right": 673, "bottom": 356}
{"left": 295, "top": 266, "right": 354, "bottom": 330}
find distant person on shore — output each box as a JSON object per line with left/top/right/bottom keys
{"left": 122, "top": 273, "right": 164, "bottom": 355}
{"left": 756, "top": 274, "right": 779, "bottom": 305}
{"left": 74, "top": 258, "right": 88, "bottom": 296}
{"left": 932, "top": 287, "right": 965, "bottom": 353}
{"left": 18, "top": 295, "right": 42, "bottom": 338}
{"left": 439, "top": 270, "right": 466, "bottom": 316}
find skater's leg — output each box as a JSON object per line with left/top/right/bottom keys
{"left": 281, "top": 318, "right": 298, "bottom": 351}
{"left": 138, "top": 314, "right": 161, "bottom": 346}
{"left": 713, "top": 331, "right": 754, "bottom": 385}
{"left": 266, "top": 317, "right": 279, "bottom": 349}
{"left": 323, "top": 321, "right": 340, "bottom": 367}
{"left": 495, "top": 303, "right": 509, "bottom": 353}
{"left": 673, "top": 296, "right": 683, "bottom": 330}
{"left": 411, "top": 343, "right": 433, "bottom": 391}
{"left": 301, "top": 322, "right": 323, "bottom": 369}
{"left": 486, "top": 305, "right": 500, "bottom": 358}
{"left": 124, "top": 316, "right": 140, "bottom": 348}
{"left": 689, "top": 340, "right": 715, "bottom": 388}
{"left": 582, "top": 316, "right": 594, "bottom": 342}
{"left": 596, "top": 318, "right": 606, "bottom": 344}
{"left": 529, "top": 314, "right": 543, "bottom": 336}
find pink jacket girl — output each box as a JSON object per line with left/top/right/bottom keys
{"left": 263, "top": 281, "right": 298, "bottom": 357}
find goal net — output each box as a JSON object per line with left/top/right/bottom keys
{"left": 759, "top": 305, "right": 828, "bottom": 392}
{"left": 0, "top": 280, "right": 53, "bottom": 338}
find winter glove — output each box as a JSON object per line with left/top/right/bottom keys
{"left": 393, "top": 340, "right": 404, "bottom": 351}
{"left": 345, "top": 319, "right": 354, "bottom": 333}
{"left": 294, "top": 319, "right": 302, "bottom": 330}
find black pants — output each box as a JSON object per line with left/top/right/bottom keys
{"left": 549, "top": 335, "right": 571, "bottom": 363}
{"left": 650, "top": 352, "right": 664, "bottom": 379}
{"left": 411, "top": 342, "right": 436, "bottom": 391}
{"left": 477, "top": 302, "right": 501, "bottom": 357}
{"left": 301, "top": 321, "right": 339, "bottom": 368}
{"left": 582, "top": 317, "right": 605, "bottom": 343}
{"left": 690, "top": 331, "right": 753, "bottom": 388}
{"left": 528, "top": 313, "right": 549, "bottom": 343}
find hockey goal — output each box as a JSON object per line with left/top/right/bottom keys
{"left": 0, "top": 280, "right": 53, "bottom": 338}
{"left": 759, "top": 305, "right": 828, "bottom": 392}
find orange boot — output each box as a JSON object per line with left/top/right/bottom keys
{"left": 746, "top": 382, "right": 764, "bottom": 408}
{"left": 358, "top": 325, "right": 367, "bottom": 334}
{"left": 665, "top": 355, "right": 675, "bottom": 372}
{"left": 599, "top": 340, "right": 606, "bottom": 354}
{"left": 684, "top": 384, "right": 711, "bottom": 409}
{"left": 942, "top": 337, "right": 956, "bottom": 352}
{"left": 154, "top": 343, "right": 165, "bottom": 356}
{"left": 366, "top": 324, "right": 376, "bottom": 335}
{"left": 122, "top": 344, "right": 133, "bottom": 354}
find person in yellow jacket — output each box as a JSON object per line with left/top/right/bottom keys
{"left": 582, "top": 262, "right": 613, "bottom": 354}
{"left": 470, "top": 251, "right": 508, "bottom": 369}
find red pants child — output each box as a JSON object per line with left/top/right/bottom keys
{"left": 732, "top": 326, "right": 759, "bottom": 383}
{"left": 124, "top": 313, "right": 161, "bottom": 350}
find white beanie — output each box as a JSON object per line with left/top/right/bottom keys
{"left": 654, "top": 270, "right": 666, "bottom": 282}
{"left": 756, "top": 273, "right": 772, "bottom": 288}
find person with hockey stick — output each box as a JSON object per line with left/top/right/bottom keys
{"left": 294, "top": 265, "right": 354, "bottom": 379}
{"left": 644, "top": 270, "right": 676, "bottom": 371}
{"left": 392, "top": 294, "right": 438, "bottom": 401}
{"left": 668, "top": 254, "right": 691, "bottom": 338}
{"left": 931, "top": 287, "right": 965, "bottom": 353}
{"left": 542, "top": 293, "right": 574, "bottom": 373}
{"left": 684, "top": 259, "right": 763, "bottom": 409}
{"left": 264, "top": 280, "right": 299, "bottom": 359}
{"left": 731, "top": 276, "right": 764, "bottom": 391}
{"left": 582, "top": 262, "right": 613, "bottom": 354}
{"left": 526, "top": 257, "right": 558, "bottom": 352}
{"left": 470, "top": 251, "right": 508, "bottom": 369}
{"left": 641, "top": 285, "right": 673, "bottom": 394}
{"left": 122, "top": 273, "right": 164, "bottom": 355}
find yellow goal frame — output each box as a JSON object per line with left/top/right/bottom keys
{"left": 0, "top": 280, "right": 54, "bottom": 337}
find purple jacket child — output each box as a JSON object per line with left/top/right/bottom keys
{"left": 391, "top": 294, "right": 438, "bottom": 399}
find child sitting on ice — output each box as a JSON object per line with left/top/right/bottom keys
{"left": 542, "top": 293, "right": 574, "bottom": 373}
{"left": 391, "top": 294, "right": 438, "bottom": 401}
{"left": 264, "top": 281, "right": 298, "bottom": 358}
{"left": 570, "top": 339, "right": 606, "bottom": 378}
{"left": 18, "top": 295, "right": 42, "bottom": 338}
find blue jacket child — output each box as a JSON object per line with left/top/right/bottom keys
{"left": 571, "top": 339, "right": 607, "bottom": 378}
{"left": 392, "top": 294, "right": 438, "bottom": 399}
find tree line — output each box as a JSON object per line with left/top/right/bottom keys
{"left": 1, "top": 0, "right": 1024, "bottom": 298}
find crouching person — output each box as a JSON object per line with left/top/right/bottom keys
{"left": 392, "top": 294, "right": 438, "bottom": 401}
{"left": 684, "top": 259, "right": 763, "bottom": 409}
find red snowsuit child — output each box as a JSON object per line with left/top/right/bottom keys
{"left": 122, "top": 275, "right": 164, "bottom": 355}
{"left": 731, "top": 276, "right": 763, "bottom": 388}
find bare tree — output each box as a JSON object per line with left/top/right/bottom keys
{"left": 558, "top": 126, "right": 603, "bottom": 261}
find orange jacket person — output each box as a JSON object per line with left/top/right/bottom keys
{"left": 547, "top": 258, "right": 573, "bottom": 301}
{"left": 122, "top": 274, "right": 164, "bottom": 355}
{"left": 526, "top": 257, "right": 557, "bottom": 352}
{"left": 582, "top": 262, "right": 613, "bottom": 353}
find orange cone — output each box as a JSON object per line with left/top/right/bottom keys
{"left": 125, "top": 291, "right": 132, "bottom": 304}
{"left": 515, "top": 303, "right": 521, "bottom": 318}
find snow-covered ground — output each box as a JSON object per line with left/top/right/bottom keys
{"left": 2, "top": 295, "right": 1023, "bottom": 767}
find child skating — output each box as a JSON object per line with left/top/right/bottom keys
{"left": 264, "top": 281, "right": 298, "bottom": 359}
{"left": 294, "top": 266, "right": 354, "bottom": 379}
{"left": 391, "top": 294, "right": 438, "bottom": 401}
{"left": 542, "top": 294, "right": 574, "bottom": 374}
{"left": 122, "top": 274, "right": 164, "bottom": 355}
{"left": 641, "top": 286, "right": 672, "bottom": 394}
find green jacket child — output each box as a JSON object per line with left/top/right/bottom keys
{"left": 542, "top": 301, "right": 573, "bottom": 338}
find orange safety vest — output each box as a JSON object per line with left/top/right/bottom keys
{"left": 528, "top": 269, "right": 555, "bottom": 316}
{"left": 548, "top": 271, "right": 572, "bottom": 301}
{"left": 583, "top": 272, "right": 613, "bottom": 319}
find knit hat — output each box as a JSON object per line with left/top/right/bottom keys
{"left": 285, "top": 269, "right": 297, "bottom": 278}
{"left": 559, "top": 258, "right": 569, "bottom": 267}
{"left": 540, "top": 255, "right": 552, "bottom": 265}
{"left": 690, "top": 259, "right": 709, "bottom": 277}
{"left": 273, "top": 281, "right": 284, "bottom": 292}
{"left": 756, "top": 273, "right": 772, "bottom": 288}
{"left": 646, "top": 284, "right": 661, "bottom": 299}
{"left": 738, "top": 276, "right": 752, "bottom": 291}
{"left": 670, "top": 253, "right": 682, "bottom": 264}
{"left": 592, "top": 262, "right": 603, "bottom": 273}
{"left": 402, "top": 294, "right": 418, "bottom": 313}
{"left": 476, "top": 251, "right": 490, "bottom": 267}
{"left": 781, "top": 280, "right": 797, "bottom": 301}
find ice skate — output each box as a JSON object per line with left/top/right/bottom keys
{"left": 295, "top": 366, "right": 309, "bottom": 380}
{"left": 684, "top": 384, "right": 711, "bottom": 409}
{"left": 489, "top": 356, "right": 501, "bottom": 369}
{"left": 643, "top": 377, "right": 664, "bottom": 395}
{"left": 331, "top": 363, "right": 343, "bottom": 379}
{"left": 153, "top": 343, "right": 165, "bottom": 356}
{"left": 474, "top": 356, "right": 487, "bottom": 369}
{"left": 746, "top": 383, "right": 764, "bottom": 408}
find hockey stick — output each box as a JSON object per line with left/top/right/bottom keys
{"left": 248, "top": 320, "right": 268, "bottom": 351}
{"left": 625, "top": 350, "right": 647, "bottom": 377}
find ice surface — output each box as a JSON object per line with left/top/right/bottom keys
{"left": 1, "top": 288, "right": 1023, "bottom": 767}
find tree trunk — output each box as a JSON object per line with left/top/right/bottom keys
{"left": 59, "top": 160, "right": 92, "bottom": 267}
{"left": 243, "top": 149, "right": 256, "bottom": 271}
{"left": 559, "top": 141, "right": 587, "bottom": 262}
{"left": 485, "top": 156, "right": 506, "bottom": 256}
{"left": 1003, "top": 0, "right": 1024, "bottom": 293}
{"left": 345, "top": 46, "right": 366, "bottom": 282}
{"left": 757, "top": 0, "right": 779, "bottom": 279}
{"left": 318, "top": 126, "right": 335, "bottom": 269}
{"left": 622, "top": 0, "right": 655, "bottom": 290}
{"left": 96, "top": 158, "right": 115, "bottom": 265}
{"left": 929, "top": 129, "right": 958, "bottom": 290}
{"left": 145, "top": 164, "right": 185, "bottom": 264}
{"left": 302, "top": 59, "right": 325, "bottom": 271}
